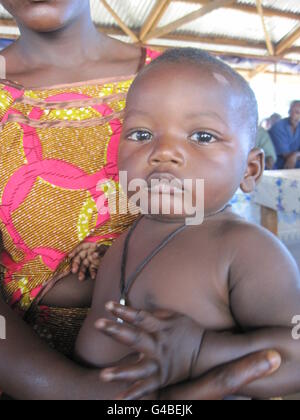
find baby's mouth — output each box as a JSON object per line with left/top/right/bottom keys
{"left": 146, "top": 173, "right": 184, "bottom": 195}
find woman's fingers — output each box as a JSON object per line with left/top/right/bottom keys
{"left": 105, "top": 301, "right": 165, "bottom": 333}
{"left": 116, "top": 376, "right": 161, "bottom": 401}
{"left": 161, "top": 350, "right": 281, "bottom": 400}
{"left": 95, "top": 319, "right": 157, "bottom": 355}
{"left": 211, "top": 350, "right": 282, "bottom": 397}
{"left": 101, "top": 357, "right": 159, "bottom": 383}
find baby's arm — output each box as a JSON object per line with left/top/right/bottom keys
{"left": 194, "top": 224, "right": 300, "bottom": 398}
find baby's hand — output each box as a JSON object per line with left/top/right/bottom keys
{"left": 96, "top": 302, "right": 204, "bottom": 399}
{"left": 96, "top": 303, "right": 281, "bottom": 400}
{"left": 68, "top": 243, "right": 109, "bottom": 281}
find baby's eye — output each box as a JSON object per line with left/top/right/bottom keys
{"left": 127, "top": 130, "right": 153, "bottom": 142}
{"left": 190, "top": 132, "right": 217, "bottom": 144}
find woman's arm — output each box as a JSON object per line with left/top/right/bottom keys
{"left": 0, "top": 296, "right": 129, "bottom": 400}
{"left": 193, "top": 328, "right": 298, "bottom": 399}
{"left": 160, "top": 350, "right": 281, "bottom": 401}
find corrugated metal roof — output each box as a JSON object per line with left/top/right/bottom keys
{"left": 91, "top": 0, "right": 156, "bottom": 27}
{"left": 238, "top": 0, "right": 300, "bottom": 14}
{"left": 158, "top": 4, "right": 298, "bottom": 44}
{"left": 0, "top": 0, "right": 299, "bottom": 71}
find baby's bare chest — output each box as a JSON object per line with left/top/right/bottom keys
{"left": 95, "top": 226, "right": 237, "bottom": 367}
{"left": 105, "top": 232, "right": 236, "bottom": 330}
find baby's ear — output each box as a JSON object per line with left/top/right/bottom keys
{"left": 240, "top": 148, "right": 265, "bottom": 193}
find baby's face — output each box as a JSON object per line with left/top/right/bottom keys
{"left": 119, "top": 63, "right": 257, "bottom": 218}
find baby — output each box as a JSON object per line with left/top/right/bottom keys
{"left": 75, "top": 48, "right": 300, "bottom": 399}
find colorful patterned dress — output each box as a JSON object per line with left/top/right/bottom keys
{"left": 0, "top": 48, "right": 160, "bottom": 356}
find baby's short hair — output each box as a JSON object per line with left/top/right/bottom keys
{"left": 132, "top": 47, "right": 259, "bottom": 148}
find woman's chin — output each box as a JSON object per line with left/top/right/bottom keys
{"left": 20, "top": 10, "right": 66, "bottom": 32}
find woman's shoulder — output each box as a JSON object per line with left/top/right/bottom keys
{"left": 0, "top": 79, "right": 24, "bottom": 121}
{"left": 0, "top": 46, "right": 162, "bottom": 123}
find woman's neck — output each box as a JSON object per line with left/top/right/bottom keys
{"left": 12, "top": 9, "right": 107, "bottom": 70}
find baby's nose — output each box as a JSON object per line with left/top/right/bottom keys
{"left": 148, "top": 139, "right": 184, "bottom": 166}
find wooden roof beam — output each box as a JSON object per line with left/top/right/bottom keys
{"left": 144, "top": 0, "right": 237, "bottom": 42}
{"left": 95, "top": 24, "right": 300, "bottom": 55}
{"left": 174, "top": 0, "right": 300, "bottom": 20}
{"left": 256, "top": 0, "right": 274, "bottom": 56}
{"left": 147, "top": 42, "right": 300, "bottom": 65}
{"left": 276, "top": 23, "right": 300, "bottom": 54}
{"left": 250, "top": 23, "right": 300, "bottom": 78}
{"left": 100, "top": 0, "right": 139, "bottom": 43}
{"left": 140, "top": 0, "right": 171, "bottom": 42}
{"left": 160, "top": 32, "right": 268, "bottom": 50}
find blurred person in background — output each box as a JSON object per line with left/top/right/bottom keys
{"left": 270, "top": 101, "right": 300, "bottom": 169}
{"left": 256, "top": 126, "right": 277, "bottom": 170}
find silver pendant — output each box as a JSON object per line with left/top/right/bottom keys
{"left": 117, "top": 298, "right": 126, "bottom": 324}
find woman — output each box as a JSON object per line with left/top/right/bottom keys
{"left": 0, "top": 0, "right": 279, "bottom": 399}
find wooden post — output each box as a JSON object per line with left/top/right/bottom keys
{"left": 256, "top": 0, "right": 274, "bottom": 56}
{"left": 261, "top": 206, "right": 278, "bottom": 236}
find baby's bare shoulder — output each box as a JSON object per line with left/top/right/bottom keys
{"left": 225, "top": 217, "right": 300, "bottom": 328}
{"left": 220, "top": 215, "right": 299, "bottom": 285}
{"left": 205, "top": 213, "right": 296, "bottom": 268}
{"left": 217, "top": 213, "right": 282, "bottom": 249}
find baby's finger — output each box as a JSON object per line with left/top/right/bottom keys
{"left": 71, "top": 254, "right": 84, "bottom": 273}
{"left": 88, "top": 253, "right": 101, "bottom": 265}
{"left": 68, "top": 243, "right": 91, "bottom": 259}
{"left": 101, "top": 358, "right": 158, "bottom": 383}
{"left": 78, "top": 264, "right": 88, "bottom": 282}
{"left": 95, "top": 319, "right": 157, "bottom": 355}
{"left": 89, "top": 266, "right": 98, "bottom": 280}
{"left": 105, "top": 302, "right": 164, "bottom": 333}
{"left": 81, "top": 257, "right": 92, "bottom": 269}
{"left": 71, "top": 260, "right": 80, "bottom": 274}
{"left": 116, "top": 376, "right": 160, "bottom": 401}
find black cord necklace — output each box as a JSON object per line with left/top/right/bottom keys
{"left": 119, "top": 204, "right": 231, "bottom": 317}
{"left": 119, "top": 216, "right": 187, "bottom": 308}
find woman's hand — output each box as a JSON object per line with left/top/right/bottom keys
{"left": 160, "top": 350, "right": 281, "bottom": 400}
{"left": 68, "top": 243, "right": 109, "bottom": 281}
{"left": 95, "top": 302, "right": 281, "bottom": 400}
